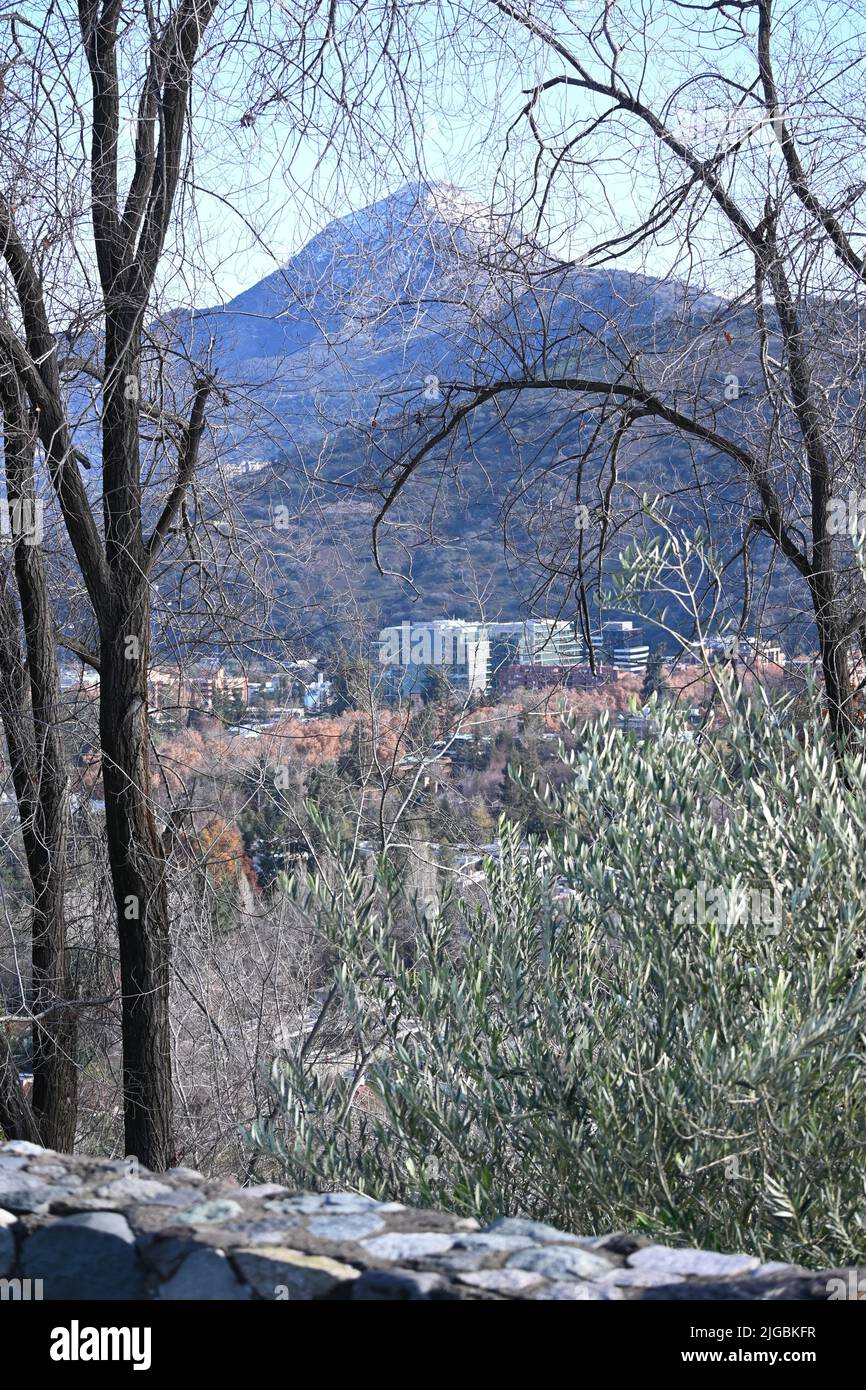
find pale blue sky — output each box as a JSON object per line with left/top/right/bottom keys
{"left": 162, "top": 0, "right": 865, "bottom": 308}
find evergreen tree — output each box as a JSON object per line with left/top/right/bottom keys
{"left": 408, "top": 699, "right": 439, "bottom": 748}
{"left": 421, "top": 665, "right": 451, "bottom": 706}
{"left": 499, "top": 737, "right": 547, "bottom": 834}
{"left": 336, "top": 721, "right": 371, "bottom": 783}
{"left": 641, "top": 647, "right": 669, "bottom": 704}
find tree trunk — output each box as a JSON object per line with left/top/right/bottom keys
{"left": 0, "top": 601, "right": 77, "bottom": 1149}
{"left": 0, "top": 1028, "right": 40, "bottom": 1144}
{"left": 99, "top": 616, "right": 173, "bottom": 1168}
{"left": 99, "top": 329, "right": 173, "bottom": 1170}
{"left": 810, "top": 572, "right": 856, "bottom": 754}
{"left": 0, "top": 381, "right": 77, "bottom": 1151}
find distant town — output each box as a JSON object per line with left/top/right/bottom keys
{"left": 53, "top": 619, "right": 802, "bottom": 738}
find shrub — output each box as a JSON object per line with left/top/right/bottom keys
{"left": 251, "top": 691, "right": 866, "bottom": 1266}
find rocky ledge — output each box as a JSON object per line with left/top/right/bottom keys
{"left": 0, "top": 1141, "right": 860, "bottom": 1301}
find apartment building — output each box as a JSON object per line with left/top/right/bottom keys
{"left": 685, "top": 635, "right": 787, "bottom": 668}
{"left": 147, "top": 662, "right": 249, "bottom": 714}
{"left": 494, "top": 663, "right": 615, "bottom": 694}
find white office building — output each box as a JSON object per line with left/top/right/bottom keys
{"left": 487, "top": 619, "right": 585, "bottom": 668}
{"left": 377, "top": 615, "right": 648, "bottom": 693}
{"left": 378, "top": 619, "right": 491, "bottom": 695}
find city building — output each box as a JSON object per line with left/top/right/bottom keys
{"left": 251, "top": 660, "right": 330, "bottom": 709}
{"left": 377, "top": 619, "right": 491, "bottom": 696}
{"left": 59, "top": 663, "right": 99, "bottom": 692}
{"left": 147, "top": 662, "right": 249, "bottom": 715}
{"left": 187, "top": 662, "right": 249, "bottom": 710}
{"left": 302, "top": 671, "right": 333, "bottom": 712}
{"left": 684, "top": 635, "right": 787, "bottom": 669}
{"left": 745, "top": 638, "right": 787, "bottom": 668}
{"left": 146, "top": 666, "right": 178, "bottom": 712}
{"left": 487, "top": 619, "right": 585, "bottom": 672}
{"left": 599, "top": 621, "right": 650, "bottom": 674}
{"left": 223, "top": 457, "right": 269, "bottom": 480}
{"left": 376, "top": 615, "right": 653, "bottom": 694}
{"left": 783, "top": 653, "right": 821, "bottom": 694}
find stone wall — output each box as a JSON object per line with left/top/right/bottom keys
{"left": 0, "top": 1141, "right": 859, "bottom": 1300}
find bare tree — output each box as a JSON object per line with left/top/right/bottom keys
{"left": 0, "top": 0, "right": 222, "bottom": 1165}
{"left": 0, "top": 0, "right": 425, "bottom": 1166}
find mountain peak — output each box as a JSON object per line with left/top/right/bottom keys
{"left": 323, "top": 179, "right": 513, "bottom": 252}
{"left": 389, "top": 179, "right": 501, "bottom": 225}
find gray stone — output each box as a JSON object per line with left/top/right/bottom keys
{"left": 144, "top": 1187, "right": 212, "bottom": 1208}
{"left": 755, "top": 1261, "right": 809, "bottom": 1278}
{"left": 174, "top": 1198, "right": 243, "bottom": 1225}
{"left": 0, "top": 1141, "right": 50, "bottom": 1157}
{"left": 322, "top": 1192, "right": 404, "bottom": 1212}
{"left": 232, "top": 1246, "right": 360, "bottom": 1299}
{"left": 164, "top": 1167, "right": 204, "bottom": 1182}
{"left": 593, "top": 1232, "right": 653, "bottom": 1257}
{"left": 25, "top": 1163, "right": 69, "bottom": 1180}
{"left": 0, "top": 1216, "right": 15, "bottom": 1277}
{"left": 639, "top": 1274, "right": 828, "bottom": 1301}
{"left": 351, "top": 1268, "right": 447, "bottom": 1300}
{"left": 485, "top": 1216, "right": 583, "bottom": 1244}
{"left": 95, "top": 1177, "right": 176, "bottom": 1202}
{"left": 601, "top": 1266, "right": 686, "bottom": 1288}
{"left": 533, "top": 1280, "right": 625, "bottom": 1300}
{"left": 359, "top": 1231, "right": 458, "bottom": 1261}
{"left": 159, "top": 1247, "right": 252, "bottom": 1300}
{"left": 459, "top": 1268, "right": 545, "bottom": 1295}
{"left": 323, "top": 1191, "right": 380, "bottom": 1208}
{"left": 0, "top": 1172, "right": 61, "bottom": 1214}
{"left": 220, "top": 1220, "right": 301, "bottom": 1246}
{"left": 306, "top": 1213, "right": 386, "bottom": 1242}
{"left": 47, "top": 1198, "right": 123, "bottom": 1215}
{"left": 269, "top": 1194, "right": 329, "bottom": 1216}
{"left": 422, "top": 1248, "right": 500, "bottom": 1273}
{"left": 22, "top": 1211, "right": 143, "bottom": 1299}
{"left": 627, "top": 1245, "right": 759, "bottom": 1279}
{"left": 243, "top": 1183, "right": 291, "bottom": 1199}
{"left": 138, "top": 1233, "right": 202, "bottom": 1279}
{"left": 506, "top": 1244, "right": 616, "bottom": 1281}
{"left": 0, "top": 1157, "right": 28, "bottom": 1171}
{"left": 453, "top": 1232, "right": 542, "bottom": 1253}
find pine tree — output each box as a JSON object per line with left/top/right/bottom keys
{"left": 641, "top": 647, "right": 669, "bottom": 704}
